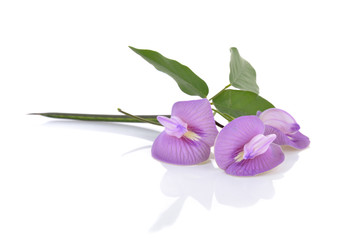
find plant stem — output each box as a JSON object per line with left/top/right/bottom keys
{"left": 208, "top": 84, "right": 231, "bottom": 101}
{"left": 31, "top": 112, "right": 225, "bottom": 128}
{"left": 214, "top": 121, "right": 224, "bottom": 128}
{"left": 29, "top": 112, "right": 166, "bottom": 124}
{"left": 117, "top": 109, "right": 163, "bottom": 126}
{"left": 212, "top": 108, "right": 234, "bottom": 122}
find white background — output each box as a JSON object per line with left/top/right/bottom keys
{"left": 1, "top": 0, "right": 361, "bottom": 239}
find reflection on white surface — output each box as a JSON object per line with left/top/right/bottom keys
{"left": 151, "top": 149, "right": 299, "bottom": 231}
{"left": 44, "top": 121, "right": 161, "bottom": 141}
{"left": 42, "top": 121, "right": 300, "bottom": 232}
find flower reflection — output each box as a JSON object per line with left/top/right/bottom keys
{"left": 150, "top": 150, "right": 299, "bottom": 231}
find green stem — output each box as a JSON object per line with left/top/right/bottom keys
{"left": 208, "top": 84, "right": 231, "bottom": 101}
{"left": 212, "top": 108, "right": 234, "bottom": 122}
{"left": 31, "top": 112, "right": 226, "bottom": 128}
{"left": 117, "top": 108, "right": 162, "bottom": 126}
{"left": 29, "top": 112, "right": 167, "bottom": 125}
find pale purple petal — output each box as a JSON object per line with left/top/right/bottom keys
{"left": 214, "top": 116, "right": 265, "bottom": 170}
{"left": 171, "top": 98, "right": 218, "bottom": 147}
{"left": 258, "top": 108, "right": 300, "bottom": 134}
{"left": 152, "top": 132, "right": 211, "bottom": 165}
{"left": 264, "top": 125, "right": 310, "bottom": 149}
{"left": 243, "top": 134, "right": 276, "bottom": 160}
{"left": 225, "top": 144, "right": 285, "bottom": 176}
{"left": 157, "top": 116, "right": 187, "bottom": 138}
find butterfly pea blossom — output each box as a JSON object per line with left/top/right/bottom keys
{"left": 152, "top": 99, "right": 218, "bottom": 165}
{"left": 214, "top": 116, "right": 284, "bottom": 176}
{"left": 257, "top": 108, "right": 310, "bottom": 149}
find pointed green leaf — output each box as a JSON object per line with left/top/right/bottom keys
{"left": 229, "top": 47, "right": 259, "bottom": 94}
{"left": 129, "top": 46, "right": 209, "bottom": 98}
{"left": 213, "top": 90, "right": 274, "bottom": 118}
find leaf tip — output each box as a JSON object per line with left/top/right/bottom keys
{"left": 230, "top": 47, "right": 238, "bottom": 53}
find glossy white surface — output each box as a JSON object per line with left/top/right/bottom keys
{"left": 1, "top": 0, "right": 361, "bottom": 239}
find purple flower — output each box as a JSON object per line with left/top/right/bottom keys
{"left": 214, "top": 116, "right": 284, "bottom": 176}
{"left": 152, "top": 99, "right": 218, "bottom": 165}
{"left": 257, "top": 108, "right": 310, "bottom": 149}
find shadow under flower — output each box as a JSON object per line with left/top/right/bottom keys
{"left": 150, "top": 149, "right": 300, "bottom": 231}
{"left": 43, "top": 120, "right": 161, "bottom": 142}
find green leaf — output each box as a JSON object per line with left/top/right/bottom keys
{"left": 213, "top": 90, "right": 274, "bottom": 118}
{"left": 229, "top": 47, "right": 259, "bottom": 94}
{"left": 129, "top": 46, "right": 209, "bottom": 98}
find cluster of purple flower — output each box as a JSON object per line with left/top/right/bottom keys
{"left": 152, "top": 99, "right": 309, "bottom": 176}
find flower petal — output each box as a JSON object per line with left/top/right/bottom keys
{"left": 258, "top": 108, "right": 300, "bottom": 134}
{"left": 243, "top": 134, "right": 276, "bottom": 160}
{"left": 171, "top": 98, "right": 218, "bottom": 147}
{"left": 264, "top": 125, "right": 310, "bottom": 149}
{"left": 214, "top": 116, "right": 265, "bottom": 170}
{"left": 151, "top": 132, "right": 211, "bottom": 165}
{"left": 225, "top": 143, "right": 285, "bottom": 176}
{"left": 157, "top": 116, "right": 187, "bottom": 138}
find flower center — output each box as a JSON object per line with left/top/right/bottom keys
{"left": 234, "top": 134, "right": 276, "bottom": 161}
{"left": 157, "top": 116, "right": 200, "bottom": 140}
{"left": 183, "top": 131, "right": 201, "bottom": 141}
